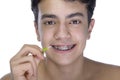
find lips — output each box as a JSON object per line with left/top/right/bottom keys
{"left": 51, "top": 44, "right": 76, "bottom": 51}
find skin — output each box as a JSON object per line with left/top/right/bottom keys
{"left": 1, "top": 0, "right": 120, "bottom": 80}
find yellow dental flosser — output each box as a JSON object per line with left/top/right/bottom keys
{"left": 42, "top": 46, "right": 51, "bottom": 53}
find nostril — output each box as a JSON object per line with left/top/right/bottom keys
{"left": 54, "top": 29, "right": 71, "bottom": 40}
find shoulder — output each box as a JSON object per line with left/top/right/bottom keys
{"left": 0, "top": 73, "right": 11, "bottom": 80}
{"left": 84, "top": 58, "right": 120, "bottom": 80}
{"left": 98, "top": 63, "right": 120, "bottom": 80}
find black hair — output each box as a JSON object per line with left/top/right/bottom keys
{"left": 31, "top": 0, "right": 96, "bottom": 24}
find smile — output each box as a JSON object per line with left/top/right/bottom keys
{"left": 51, "top": 44, "right": 76, "bottom": 51}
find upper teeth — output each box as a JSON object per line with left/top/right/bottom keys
{"left": 53, "top": 45, "right": 74, "bottom": 51}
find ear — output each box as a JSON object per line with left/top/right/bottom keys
{"left": 87, "top": 19, "right": 95, "bottom": 40}
{"left": 34, "top": 22, "right": 41, "bottom": 41}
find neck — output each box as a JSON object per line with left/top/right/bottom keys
{"left": 46, "top": 56, "right": 84, "bottom": 80}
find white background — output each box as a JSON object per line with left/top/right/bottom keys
{"left": 0, "top": 0, "right": 120, "bottom": 78}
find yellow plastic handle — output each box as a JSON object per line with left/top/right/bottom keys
{"left": 42, "top": 47, "right": 48, "bottom": 53}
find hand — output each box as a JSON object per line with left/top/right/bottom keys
{"left": 10, "top": 44, "right": 44, "bottom": 80}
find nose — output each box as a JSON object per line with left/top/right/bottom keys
{"left": 54, "top": 24, "right": 71, "bottom": 40}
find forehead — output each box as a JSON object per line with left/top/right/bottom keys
{"left": 38, "top": 0, "right": 87, "bottom": 18}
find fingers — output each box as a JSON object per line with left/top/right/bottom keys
{"left": 11, "top": 56, "right": 37, "bottom": 76}
{"left": 10, "top": 44, "right": 44, "bottom": 80}
{"left": 12, "top": 44, "right": 44, "bottom": 60}
{"left": 12, "top": 62, "right": 33, "bottom": 78}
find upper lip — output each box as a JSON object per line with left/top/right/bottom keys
{"left": 50, "top": 44, "right": 76, "bottom": 46}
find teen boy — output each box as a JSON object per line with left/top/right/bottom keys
{"left": 1, "top": 0, "right": 120, "bottom": 80}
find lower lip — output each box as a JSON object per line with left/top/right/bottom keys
{"left": 52, "top": 45, "right": 76, "bottom": 54}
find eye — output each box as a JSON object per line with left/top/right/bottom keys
{"left": 43, "top": 21, "right": 56, "bottom": 25}
{"left": 69, "top": 20, "right": 81, "bottom": 24}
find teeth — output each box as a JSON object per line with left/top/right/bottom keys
{"left": 52, "top": 45, "right": 74, "bottom": 51}
{"left": 56, "top": 46, "right": 68, "bottom": 50}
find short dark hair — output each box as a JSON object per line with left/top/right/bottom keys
{"left": 31, "top": 0, "right": 96, "bottom": 24}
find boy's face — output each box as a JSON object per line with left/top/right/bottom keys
{"left": 35, "top": 0, "right": 94, "bottom": 65}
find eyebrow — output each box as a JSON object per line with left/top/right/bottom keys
{"left": 66, "top": 12, "right": 84, "bottom": 18}
{"left": 41, "top": 14, "right": 58, "bottom": 19}
{"left": 41, "top": 12, "right": 84, "bottom": 20}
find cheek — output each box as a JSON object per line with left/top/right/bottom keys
{"left": 72, "top": 28, "right": 88, "bottom": 41}
{"left": 41, "top": 30, "right": 53, "bottom": 46}
{"left": 73, "top": 30, "right": 87, "bottom": 54}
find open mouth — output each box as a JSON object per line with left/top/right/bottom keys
{"left": 51, "top": 44, "right": 76, "bottom": 51}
